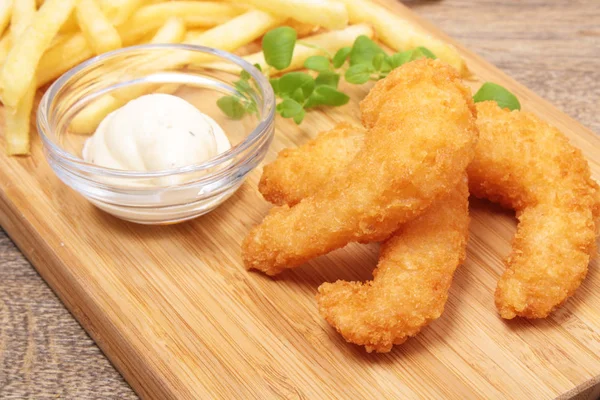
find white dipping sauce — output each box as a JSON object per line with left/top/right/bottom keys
{"left": 83, "top": 94, "right": 231, "bottom": 180}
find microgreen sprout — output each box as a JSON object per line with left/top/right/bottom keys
{"left": 473, "top": 82, "right": 521, "bottom": 111}
{"left": 218, "top": 27, "right": 438, "bottom": 124}
{"left": 217, "top": 65, "right": 260, "bottom": 120}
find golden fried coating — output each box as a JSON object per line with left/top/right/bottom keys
{"left": 242, "top": 59, "right": 479, "bottom": 275}
{"left": 259, "top": 121, "right": 363, "bottom": 206}
{"left": 469, "top": 101, "right": 600, "bottom": 319}
{"left": 259, "top": 126, "right": 470, "bottom": 352}
{"left": 259, "top": 122, "right": 365, "bottom": 206}
{"left": 258, "top": 100, "right": 600, "bottom": 319}
{"left": 318, "top": 177, "right": 469, "bottom": 352}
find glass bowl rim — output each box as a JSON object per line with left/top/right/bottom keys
{"left": 36, "top": 43, "right": 275, "bottom": 178}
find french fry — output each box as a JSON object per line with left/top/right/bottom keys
{"left": 39, "top": 4, "right": 200, "bottom": 87}
{"left": 69, "top": 94, "right": 120, "bottom": 135}
{"left": 151, "top": 17, "right": 186, "bottom": 44}
{"left": 76, "top": 0, "right": 122, "bottom": 55}
{"left": 70, "top": 83, "right": 179, "bottom": 135}
{"left": 182, "top": 29, "right": 206, "bottom": 44}
{"left": 48, "top": 32, "right": 72, "bottom": 50}
{"left": 70, "top": 10, "right": 279, "bottom": 134}
{"left": 10, "top": 0, "right": 35, "bottom": 40}
{"left": 120, "top": 2, "right": 243, "bottom": 46}
{"left": 285, "top": 19, "right": 320, "bottom": 38}
{"left": 69, "top": 9, "right": 277, "bottom": 134}
{"left": 117, "top": 9, "right": 283, "bottom": 72}
{"left": 39, "top": 11, "right": 170, "bottom": 87}
{"left": 0, "top": 0, "right": 35, "bottom": 66}
{"left": 0, "top": 0, "right": 12, "bottom": 38}
{"left": 0, "top": 33, "right": 10, "bottom": 64}
{"left": 202, "top": 24, "right": 374, "bottom": 74}
{"left": 36, "top": 33, "right": 92, "bottom": 87}
{"left": 185, "top": 10, "right": 284, "bottom": 52}
{"left": 5, "top": 80, "right": 35, "bottom": 155}
{"left": 336, "top": 0, "right": 468, "bottom": 76}
{"left": 97, "top": 0, "right": 145, "bottom": 26}
{"left": 1, "top": 0, "right": 76, "bottom": 108}
{"left": 224, "top": 0, "right": 347, "bottom": 30}
{"left": 70, "top": 17, "right": 188, "bottom": 134}
{"left": 109, "top": 9, "right": 274, "bottom": 80}
{"left": 4, "top": 0, "right": 36, "bottom": 155}
{"left": 58, "top": 11, "right": 79, "bottom": 33}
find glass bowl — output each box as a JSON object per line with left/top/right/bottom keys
{"left": 37, "top": 44, "right": 275, "bottom": 224}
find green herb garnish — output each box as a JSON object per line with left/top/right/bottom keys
{"left": 262, "top": 27, "right": 297, "bottom": 70}
{"left": 218, "top": 28, "right": 437, "bottom": 124}
{"left": 415, "top": 46, "right": 437, "bottom": 60}
{"left": 473, "top": 82, "right": 521, "bottom": 111}
{"left": 315, "top": 71, "right": 340, "bottom": 88}
{"left": 345, "top": 63, "right": 372, "bottom": 84}
{"left": 332, "top": 47, "right": 351, "bottom": 68}
{"left": 217, "top": 96, "right": 246, "bottom": 120}
{"left": 304, "top": 55, "right": 331, "bottom": 73}
{"left": 349, "top": 35, "right": 386, "bottom": 66}
{"left": 217, "top": 69, "right": 259, "bottom": 120}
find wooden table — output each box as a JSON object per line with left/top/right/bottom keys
{"left": 0, "top": 0, "right": 598, "bottom": 398}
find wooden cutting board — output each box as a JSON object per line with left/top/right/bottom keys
{"left": 1, "top": 1, "right": 599, "bottom": 399}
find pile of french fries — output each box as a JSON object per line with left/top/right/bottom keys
{"left": 0, "top": 0, "right": 466, "bottom": 156}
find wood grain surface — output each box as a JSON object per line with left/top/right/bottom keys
{"left": 1, "top": 0, "right": 599, "bottom": 399}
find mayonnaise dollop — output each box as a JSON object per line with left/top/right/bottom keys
{"left": 82, "top": 94, "right": 230, "bottom": 181}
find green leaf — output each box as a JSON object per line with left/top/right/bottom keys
{"left": 305, "top": 86, "right": 350, "bottom": 108}
{"left": 389, "top": 50, "right": 414, "bottom": 68}
{"left": 473, "top": 82, "right": 521, "bottom": 111}
{"left": 296, "top": 40, "right": 332, "bottom": 58}
{"left": 276, "top": 98, "right": 304, "bottom": 118}
{"left": 304, "top": 55, "right": 331, "bottom": 72}
{"left": 315, "top": 71, "right": 340, "bottom": 88}
{"left": 304, "top": 94, "right": 321, "bottom": 109}
{"left": 372, "top": 53, "right": 384, "bottom": 70}
{"left": 246, "top": 100, "right": 258, "bottom": 115}
{"left": 332, "top": 46, "right": 351, "bottom": 68}
{"left": 240, "top": 70, "right": 251, "bottom": 80}
{"left": 316, "top": 86, "right": 350, "bottom": 106}
{"left": 278, "top": 72, "right": 315, "bottom": 99}
{"left": 269, "top": 78, "right": 280, "bottom": 94}
{"left": 235, "top": 79, "right": 252, "bottom": 93}
{"left": 253, "top": 63, "right": 262, "bottom": 72}
{"left": 293, "top": 109, "right": 306, "bottom": 124}
{"left": 380, "top": 56, "right": 392, "bottom": 73}
{"left": 416, "top": 47, "right": 436, "bottom": 59}
{"left": 262, "top": 26, "right": 297, "bottom": 70}
{"left": 349, "top": 35, "right": 385, "bottom": 66}
{"left": 291, "top": 87, "right": 305, "bottom": 103}
{"left": 217, "top": 96, "right": 246, "bottom": 120}
{"left": 345, "top": 64, "right": 371, "bottom": 84}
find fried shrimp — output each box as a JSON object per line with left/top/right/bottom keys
{"left": 242, "top": 59, "right": 479, "bottom": 276}
{"left": 258, "top": 124, "right": 469, "bottom": 352}
{"left": 259, "top": 122, "right": 363, "bottom": 206}
{"left": 469, "top": 101, "right": 600, "bottom": 318}
{"left": 258, "top": 101, "right": 600, "bottom": 318}
{"left": 259, "top": 122, "right": 365, "bottom": 207}
{"left": 317, "top": 177, "right": 469, "bottom": 352}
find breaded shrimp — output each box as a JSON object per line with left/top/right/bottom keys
{"left": 317, "top": 177, "right": 469, "bottom": 352}
{"left": 259, "top": 122, "right": 365, "bottom": 207}
{"left": 242, "top": 59, "right": 479, "bottom": 276}
{"left": 469, "top": 101, "right": 600, "bottom": 318}
{"left": 258, "top": 101, "right": 600, "bottom": 319}
{"left": 259, "top": 122, "right": 364, "bottom": 206}
{"left": 258, "top": 125, "right": 469, "bottom": 352}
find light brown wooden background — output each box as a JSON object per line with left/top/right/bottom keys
{"left": 0, "top": 0, "right": 599, "bottom": 399}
